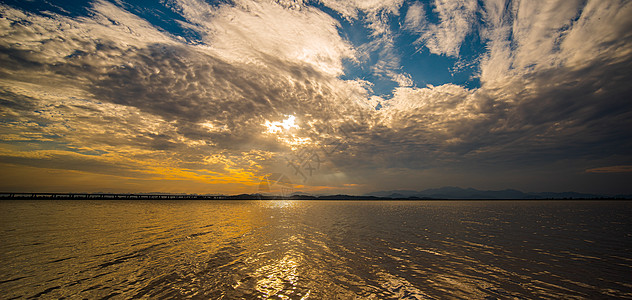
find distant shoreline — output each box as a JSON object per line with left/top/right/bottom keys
{"left": 1, "top": 193, "right": 630, "bottom": 201}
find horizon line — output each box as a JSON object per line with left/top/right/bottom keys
{"left": 2, "top": 192, "right": 630, "bottom": 201}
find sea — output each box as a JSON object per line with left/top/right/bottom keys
{"left": 0, "top": 200, "right": 630, "bottom": 299}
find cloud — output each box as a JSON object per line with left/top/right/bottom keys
{"left": 404, "top": 2, "right": 425, "bottom": 32}
{"left": 405, "top": 0, "right": 478, "bottom": 57}
{"left": 319, "top": 0, "right": 413, "bottom": 89}
{"left": 173, "top": 0, "right": 355, "bottom": 76}
{"left": 319, "top": 0, "right": 404, "bottom": 21}
{"left": 586, "top": 165, "right": 632, "bottom": 174}
{"left": 0, "top": 150, "right": 150, "bottom": 178}
{"left": 479, "top": 0, "right": 632, "bottom": 83}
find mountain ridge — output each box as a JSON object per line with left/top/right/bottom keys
{"left": 364, "top": 187, "right": 620, "bottom": 199}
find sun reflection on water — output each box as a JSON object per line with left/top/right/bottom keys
{"left": 260, "top": 199, "right": 298, "bottom": 209}
{"left": 254, "top": 252, "right": 306, "bottom": 299}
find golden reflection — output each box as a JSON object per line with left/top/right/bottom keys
{"left": 253, "top": 252, "right": 309, "bottom": 299}
{"left": 260, "top": 200, "right": 298, "bottom": 209}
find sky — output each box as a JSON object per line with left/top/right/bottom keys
{"left": 0, "top": 0, "right": 631, "bottom": 195}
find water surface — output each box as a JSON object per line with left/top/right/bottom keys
{"left": 0, "top": 200, "right": 630, "bottom": 299}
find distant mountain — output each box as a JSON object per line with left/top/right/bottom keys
{"left": 290, "top": 191, "right": 312, "bottom": 196}
{"left": 365, "top": 190, "right": 420, "bottom": 198}
{"left": 422, "top": 187, "right": 535, "bottom": 199}
{"left": 531, "top": 191, "right": 602, "bottom": 199}
{"left": 365, "top": 187, "right": 615, "bottom": 199}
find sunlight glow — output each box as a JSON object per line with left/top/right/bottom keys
{"left": 265, "top": 115, "right": 299, "bottom": 134}
{"left": 263, "top": 115, "right": 312, "bottom": 150}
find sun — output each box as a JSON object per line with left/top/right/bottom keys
{"left": 263, "top": 115, "right": 312, "bottom": 150}
{"left": 264, "top": 115, "right": 299, "bottom": 134}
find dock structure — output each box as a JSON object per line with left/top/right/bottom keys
{"left": 0, "top": 193, "right": 227, "bottom": 200}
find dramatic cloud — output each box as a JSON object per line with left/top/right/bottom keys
{"left": 1, "top": 0, "right": 631, "bottom": 194}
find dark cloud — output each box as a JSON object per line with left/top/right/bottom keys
{"left": 0, "top": 152, "right": 153, "bottom": 178}
{"left": 0, "top": 90, "right": 38, "bottom": 113}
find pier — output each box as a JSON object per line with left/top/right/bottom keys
{"left": 0, "top": 193, "right": 227, "bottom": 200}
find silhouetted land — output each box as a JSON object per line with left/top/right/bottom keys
{"left": 1, "top": 192, "right": 630, "bottom": 200}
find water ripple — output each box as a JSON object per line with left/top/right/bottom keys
{"left": 0, "top": 200, "right": 630, "bottom": 299}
